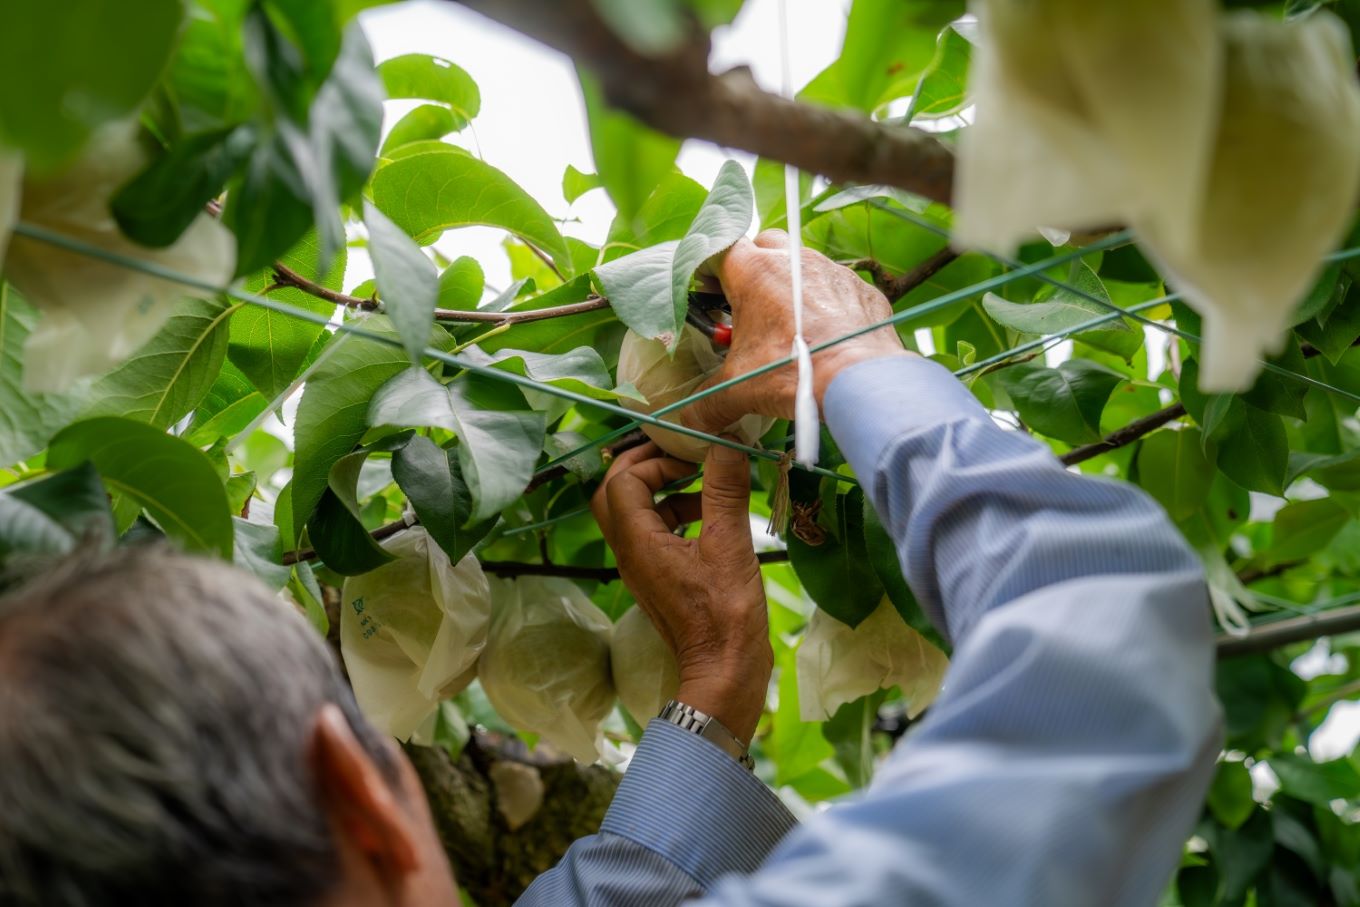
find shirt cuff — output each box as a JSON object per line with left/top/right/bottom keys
{"left": 824, "top": 355, "right": 990, "bottom": 485}
{"left": 601, "top": 720, "right": 797, "bottom": 890}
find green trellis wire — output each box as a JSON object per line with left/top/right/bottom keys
{"left": 538, "top": 231, "right": 1137, "bottom": 472}
{"left": 867, "top": 199, "right": 1360, "bottom": 403}
{"left": 10, "top": 221, "right": 854, "bottom": 481}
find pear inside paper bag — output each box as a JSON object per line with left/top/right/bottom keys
{"left": 479, "top": 576, "right": 616, "bottom": 763}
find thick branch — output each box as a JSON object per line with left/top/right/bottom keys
{"left": 1217, "top": 605, "right": 1360, "bottom": 659}
{"left": 1060, "top": 403, "right": 1188, "bottom": 467}
{"left": 446, "top": 0, "right": 956, "bottom": 205}
{"left": 271, "top": 263, "right": 612, "bottom": 325}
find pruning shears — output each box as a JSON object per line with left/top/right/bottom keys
{"left": 686, "top": 291, "right": 733, "bottom": 348}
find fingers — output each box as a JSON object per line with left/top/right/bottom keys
{"left": 654, "top": 492, "right": 702, "bottom": 531}
{"left": 676, "top": 372, "right": 747, "bottom": 439}
{"left": 754, "top": 229, "right": 789, "bottom": 249}
{"left": 699, "top": 440, "right": 755, "bottom": 554}
{"left": 605, "top": 456, "right": 697, "bottom": 542}
{"left": 591, "top": 441, "right": 662, "bottom": 537}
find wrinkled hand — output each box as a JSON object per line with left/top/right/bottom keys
{"left": 682, "top": 229, "right": 913, "bottom": 435}
{"left": 591, "top": 440, "right": 771, "bottom": 744}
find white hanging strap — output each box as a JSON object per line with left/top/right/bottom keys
{"left": 778, "top": 0, "right": 819, "bottom": 468}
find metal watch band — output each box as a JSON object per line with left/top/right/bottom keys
{"left": 658, "top": 699, "right": 755, "bottom": 771}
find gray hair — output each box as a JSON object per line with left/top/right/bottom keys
{"left": 0, "top": 545, "right": 396, "bottom": 907}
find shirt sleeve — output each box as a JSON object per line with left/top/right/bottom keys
{"left": 693, "top": 355, "right": 1223, "bottom": 907}
{"left": 515, "top": 719, "right": 797, "bottom": 905}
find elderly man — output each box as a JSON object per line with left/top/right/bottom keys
{"left": 0, "top": 234, "right": 1219, "bottom": 907}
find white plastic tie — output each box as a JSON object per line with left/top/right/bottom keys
{"left": 779, "top": 0, "right": 819, "bottom": 468}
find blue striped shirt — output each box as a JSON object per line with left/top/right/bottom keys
{"left": 520, "top": 355, "right": 1221, "bottom": 906}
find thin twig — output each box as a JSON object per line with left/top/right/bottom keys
{"left": 852, "top": 246, "right": 960, "bottom": 303}
{"left": 271, "top": 262, "right": 613, "bottom": 325}
{"left": 1060, "top": 403, "right": 1188, "bottom": 467}
{"left": 481, "top": 549, "right": 790, "bottom": 582}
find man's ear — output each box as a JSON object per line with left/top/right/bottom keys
{"left": 311, "top": 704, "right": 421, "bottom": 881}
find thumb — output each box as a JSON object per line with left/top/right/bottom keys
{"left": 700, "top": 438, "right": 754, "bottom": 547}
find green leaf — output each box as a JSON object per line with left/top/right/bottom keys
{"left": 563, "top": 164, "right": 603, "bottom": 204}
{"left": 0, "top": 463, "right": 114, "bottom": 560}
{"left": 186, "top": 361, "right": 268, "bottom": 445}
{"left": 289, "top": 560, "right": 329, "bottom": 635}
{"left": 1270, "top": 754, "right": 1360, "bottom": 807}
{"left": 476, "top": 277, "right": 616, "bottom": 356}
{"left": 378, "top": 53, "right": 480, "bottom": 128}
{"left": 305, "top": 23, "right": 385, "bottom": 272}
{"left": 438, "top": 257, "right": 485, "bottom": 311}
{"left": 391, "top": 434, "right": 494, "bottom": 563}
{"left": 364, "top": 201, "right": 439, "bottom": 363}
{"left": 982, "top": 264, "right": 1139, "bottom": 361}
{"left": 578, "top": 69, "right": 682, "bottom": 224}
{"left": 788, "top": 486, "right": 885, "bottom": 629}
{"left": 163, "top": 0, "right": 257, "bottom": 134}
{"left": 370, "top": 149, "right": 571, "bottom": 269}
{"left": 1215, "top": 406, "right": 1290, "bottom": 496}
{"left": 309, "top": 444, "right": 397, "bottom": 576}
{"left": 1298, "top": 280, "right": 1360, "bottom": 364}
{"left": 1000, "top": 359, "right": 1125, "bottom": 445}
{"left": 223, "top": 126, "right": 315, "bottom": 277}
{"left": 112, "top": 126, "right": 256, "bottom": 248}
{"left": 906, "top": 23, "right": 971, "bottom": 120}
{"left": 594, "top": 160, "right": 753, "bottom": 349}
{"left": 1268, "top": 498, "right": 1351, "bottom": 565}
{"left": 368, "top": 368, "right": 546, "bottom": 523}
{"left": 1242, "top": 339, "right": 1309, "bottom": 420}
{"left": 229, "top": 231, "right": 342, "bottom": 398}
{"left": 0, "top": 0, "right": 184, "bottom": 166}
{"left": 292, "top": 322, "right": 412, "bottom": 539}
{"left": 608, "top": 172, "right": 709, "bottom": 251}
{"left": 1207, "top": 809, "right": 1274, "bottom": 903}
{"left": 380, "top": 104, "right": 460, "bottom": 154}
{"left": 823, "top": 692, "right": 882, "bottom": 789}
{"left": 769, "top": 648, "right": 836, "bottom": 787}
{"left": 1208, "top": 760, "right": 1257, "bottom": 831}
{"left": 1135, "top": 429, "right": 1214, "bottom": 523}
{"left": 800, "top": 0, "right": 965, "bottom": 113}
{"left": 458, "top": 345, "right": 644, "bottom": 409}
{"left": 232, "top": 516, "right": 290, "bottom": 589}
{"left": 84, "top": 298, "right": 238, "bottom": 428}
{"left": 47, "top": 417, "right": 233, "bottom": 557}
{"left": 0, "top": 284, "right": 90, "bottom": 466}
{"left": 862, "top": 496, "right": 945, "bottom": 649}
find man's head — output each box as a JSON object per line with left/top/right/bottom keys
{"left": 0, "top": 545, "right": 458, "bottom": 907}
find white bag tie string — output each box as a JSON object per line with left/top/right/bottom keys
{"left": 779, "top": 0, "right": 819, "bottom": 468}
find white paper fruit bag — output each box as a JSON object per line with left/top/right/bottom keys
{"left": 797, "top": 598, "right": 949, "bottom": 722}
{"left": 610, "top": 604, "right": 680, "bottom": 723}
{"left": 341, "top": 527, "right": 491, "bottom": 742}
{"left": 1136, "top": 12, "right": 1360, "bottom": 391}
{"left": 955, "top": 0, "right": 1220, "bottom": 256}
{"left": 478, "top": 576, "right": 616, "bottom": 762}
{"left": 1, "top": 123, "right": 235, "bottom": 391}
{"left": 617, "top": 323, "right": 773, "bottom": 463}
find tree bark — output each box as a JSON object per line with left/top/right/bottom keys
{"left": 407, "top": 735, "right": 619, "bottom": 906}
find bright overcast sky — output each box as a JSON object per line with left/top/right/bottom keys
{"left": 358, "top": 0, "right": 849, "bottom": 292}
{"left": 355, "top": 0, "right": 1360, "bottom": 766}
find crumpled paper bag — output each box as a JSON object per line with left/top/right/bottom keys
{"left": 341, "top": 527, "right": 491, "bottom": 742}
{"left": 2, "top": 122, "right": 235, "bottom": 392}
{"left": 955, "top": 0, "right": 1220, "bottom": 256}
{"left": 797, "top": 598, "right": 949, "bottom": 722}
{"left": 617, "top": 323, "right": 774, "bottom": 463}
{"left": 1135, "top": 12, "right": 1360, "bottom": 391}
{"left": 610, "top": 604, "right": 680, "bottom": 723}
{"left": 478, "top": 576, "right": 616, "bottom": 763}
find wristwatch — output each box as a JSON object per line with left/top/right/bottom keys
{"left": 658, "top": 699, "right": 755, "bottom": 771}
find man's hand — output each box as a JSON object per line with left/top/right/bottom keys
{"left": 682, "top": 229, "right": 914, "bottom": 435}
{"left": 592, "top": 440, "right": 771, "bottom": 745}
